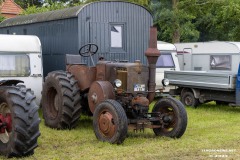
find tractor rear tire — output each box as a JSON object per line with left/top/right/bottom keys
{"left": 42, "top": 71, "right": 81, "bottom": 129}
{"left": 0, "top": 86, "right": 40, "bottom": 157}
{"left": 93, "top": 99, "right": 128, "bottom": 144}
{"left": 152, "top": 97, "right": 187, "bottom": 138}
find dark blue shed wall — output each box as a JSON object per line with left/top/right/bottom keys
{"left": 0, "top": 18, "right": 79, "bottom": 75}
{"left": 78, "top": 2, "right": 153, "bottom": 64}
{"left": 0, "top": 2, "right": 152, "bottom": 77}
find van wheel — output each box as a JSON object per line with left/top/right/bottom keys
{"left": 181, "top": 91, "right": 199, "bottom": 108}
{"left": 152, "top": 97, "right": 187, "bottom": 138}
{"left": 42, "top": 71, "right": 81, "bottom": 129}
{"left": 0, "top": 86, "right": 40, "bottom": 157}
{"left": 93, "top": 100, "right": 128, "bottom": 144}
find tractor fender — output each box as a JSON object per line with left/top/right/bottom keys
{"left": 88, "top": 81, "right": 115, "bottom": 113}
{"left": 181, "top": 87, "right": 200, "bottom": 99}
{"left": 0, "top": 80, "right": 23, "bottom": 86}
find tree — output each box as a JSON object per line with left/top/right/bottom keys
{"left": 0, "top": 14, "right": 5, "bottom": 23}
{"left": 15, "top": 0, "right": 42, "bottom": 9}
{"left": 151, "top": 0, "right": 199, "bottom": 43}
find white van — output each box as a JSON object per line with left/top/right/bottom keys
{"left": 155, "top": 41, "right": 180, "bottom": 90}
{"left": 0, "top": 35, "right": 43, "bottom": 105}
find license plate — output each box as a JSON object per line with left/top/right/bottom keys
{"left": 134, "top": 84, "right": 145, "bottom": 91}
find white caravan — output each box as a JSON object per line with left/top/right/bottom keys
{"left": 175, "top": 41, "right": 240, "bottom": 72}
{"left": 0, "top": 35, "right": 43, "bottom": 105}
{"left": 155, "top": 41, "right": 180, "bottom": 90}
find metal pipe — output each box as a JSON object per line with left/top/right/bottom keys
{"left": 145, "top": 27, "right": 160, "bottom": 103}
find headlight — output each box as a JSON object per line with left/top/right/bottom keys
{"left": 114, "top": 79, "right": 122, "bottom": 88}
{"left": 162, "top": 78, "right": 170, "bottom": 86}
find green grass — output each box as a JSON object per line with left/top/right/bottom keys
{"left": 4, "top": 102, "right": 240, "bottom": 160}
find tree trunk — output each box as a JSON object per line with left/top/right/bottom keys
{"left": 172, "top": 0, "right": 180, "bottom": 43}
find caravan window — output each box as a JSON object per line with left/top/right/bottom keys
{"left": 0, "top": 54, "right": 30, "bottom": 77}
{"left": 156, "top": 53, "right": 175, "bottom": 68}
{"left": 210, "top": 55, "right": 231, "bottom": 70}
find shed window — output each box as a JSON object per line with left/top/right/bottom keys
{"left": 111, "top": 25, "right": 123, "bottom": 48}
{"left": 210, "top": 55, "right": 231, "bottom": 70}
{"left": 156, "top": 53, "right": 175, "bottom": 68}
{"left": 0, "top": 54, "right": 30, "bottom": 77}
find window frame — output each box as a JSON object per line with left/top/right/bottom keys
{"left": 109, "top": 23, "right": 126, "bottom": 53}
{"left": 156, "top": 52, "right": 175, "bottom": 68}
{"left": 210, "top": 55, "right": 231, "bottom": 71}
{"left": 0, "top": 53, "right": 31, "bottom": 77}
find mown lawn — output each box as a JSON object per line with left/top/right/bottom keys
{"left": 6, "top": 102, "right": 240, "bottom": 160}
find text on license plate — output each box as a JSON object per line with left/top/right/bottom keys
{"left": 134, "top": 84, "right": 145, "bottom": 91}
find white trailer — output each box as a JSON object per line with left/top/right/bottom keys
{"left": 165, "top": 41, "right": 240, "bottom": 107}
{"left": 0, "top": 35, "right": 43, "bottom": 105}
{"left": 155, "top": 41, "right": 180, "bottom": 90}
{"left": 175, "top": 41, "right": 240, "bottom": 72}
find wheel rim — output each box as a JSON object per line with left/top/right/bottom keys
{"left": 184, "top": 96, "right": 192, "bottom": 106}
{"left": 47, "top": 87, "right": 59, "bottom": 119}
{"left": 0, "top": 102, "right": 12, "bottom": 143}
{"left": 98, "top": 109, "right": 116, "bottom": 138}
{"left": 159, "top": 106, "right": 176, "bottom": 133}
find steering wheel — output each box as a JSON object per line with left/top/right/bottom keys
{"left": 79, "top": 43, "right": 98, "bottom": 57}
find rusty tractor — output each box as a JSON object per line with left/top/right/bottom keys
{"left": 42, "top": 27, "right": 187, "bottom": 144}
{"left": 0, "top": 81, "right": 40, "bottom": 157}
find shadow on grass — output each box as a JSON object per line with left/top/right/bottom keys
{"left": 75, "top": 114, "right": 93, "bottom": 129}
{"left": 187, "top": 101, "right": 240, "bottom": 113}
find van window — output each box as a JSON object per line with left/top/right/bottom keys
{"left": 156, "top": 53, "right": 175, "bottom": 68}
{"left": 0, "top": 54, "right": 30, "bottom": 77}
{"left": 210, "top": 55, "right": 231, "bottom": 70}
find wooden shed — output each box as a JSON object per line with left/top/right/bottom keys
{"left": 0, "top": 1, "right": 153, "bottom": 77}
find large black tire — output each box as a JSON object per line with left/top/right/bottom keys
{"left": 42, "top": 71, "right": 81, "bottom": 129}
{"left": 152, "top": 97, "right": 187, "bottom": 138}
{"left": 181, "top": 91, "right": 199, "bottom": 108}
{"left": 0, "top": 86, "right": 40, "bottom": 157}
{"left": 93, "top": 100, "right": 128, "bottom": 144}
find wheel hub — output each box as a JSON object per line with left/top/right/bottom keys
{"left": 0, "top": 102, "right": 11, "bottom": 143}
{"left": 185, "top": 96, "right": 192, "bottom": 105}
{"left": 99, "top": 112, "right": 115, "bottom": 137}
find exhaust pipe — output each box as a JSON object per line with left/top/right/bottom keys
{"left": 145, "top": 27, "right": 160, "bottom": 103}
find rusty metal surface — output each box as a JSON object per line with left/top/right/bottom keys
{"left": 145, "top": 27, "right": 160, "bottom": 103}
{"left": 66, "top": 65, "right": 96, "bottom": 91}
{"left": 98, "top": 110, "right": 115, "bottom": 138}
{"left": 132, "top": 96, "right": 149, "bottom": 107}
{"left": 88, "top": 81, "right": 115, "bottom": 113}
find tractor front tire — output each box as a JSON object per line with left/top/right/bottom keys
{"left": 93, "top": 100, "right": 128, "bottom": 144}
{"left": 152, "top": 97, "right": 187, "bottom": 138}
{"left": 0, "top": 86, "right": 40, "bottom": 157}
{"left": 42, "top": 71, "right": 81, "bottom": 129}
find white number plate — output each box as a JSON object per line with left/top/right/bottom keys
{"left": 134, "top": 84, "right": 145, "bottom": 91}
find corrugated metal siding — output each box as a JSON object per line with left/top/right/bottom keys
{"left": 0, "top": 1, "right": 152, "bottom": 76}
{"left": 78, "top": 1, "right": 153, "bottom": 65}
{"left": 0, "top": 18, "right": 79, "bottom": 76}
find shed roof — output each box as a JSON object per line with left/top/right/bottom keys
{"left": 0, "top": 1, "right": 151, "bottom": 28}
{"left": 0, "top": 5, "right": 84, "bottom": 27}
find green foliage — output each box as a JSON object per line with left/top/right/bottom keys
{"left": 19, "top": 0, "right": 240, "bottom": 42}
{"left": 0, "top": 14, "right": 5, "bottom": 23}
{"left": 15, "top": 0, "right": 42, "bottom": 9}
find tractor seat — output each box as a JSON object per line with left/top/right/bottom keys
{"left": 66, "top": 54, "right": 87, "bottom": 65}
